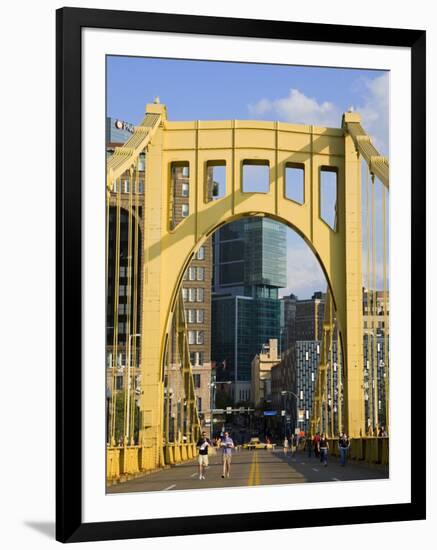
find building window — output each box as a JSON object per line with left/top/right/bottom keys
{"left": 196, "top": 246, "right": 205, "bottom": 260}
{"left": 196, "top": 288, "right": 204, "bottom": 302}
{"left": 197, "top": 397, "right": 202, "bottom": 411}
{"left": 182, "top": 166, "right": 189, "bottom": 177}
{"left": 189, "top": 267, "right": 196, "bottom": 281}
{"left": 187, "top": 309, "right": 196, "bottom": 323}
{"left": 196, "top": 267, "right": 205, "bottom": 281}
{"left": 190, "top": 351, "right": 204, "bottom": 366}
{"left": 183, "top": 270, "right": 188, "bottom": 281}
{"left": 181, "top": 182, "right": 189, "bottom": 197}
{"left": 193, "top": 374, "right": 201, "bottom": 389}
{"left": 182, "top": 288, "right": 188, "bottom": 301}
{"left": 196, "top": 309, "right": 204, "bottom": 324}
{"left": 181, "top": 204, "right": 189, "bottom": 218}
{"left": 188, "top": 331, "right": 195, "bottom": 345}
{"left": 188, "top": 288, "right": 196, "bottom": 302}
{"left": 196, "top": 331, "right": 204, "bottom": 345}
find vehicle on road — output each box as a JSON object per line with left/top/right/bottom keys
{"left": 243, "top": 437, "right": 276, "bottom": 450}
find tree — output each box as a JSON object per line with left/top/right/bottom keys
{"left": 215, "top": 389, "right": 233, "bottom": 409}
{"left": 109, "top": 390, "right": 140, "bottom": 445}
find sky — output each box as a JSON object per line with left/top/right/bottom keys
{"left": 107, "top": 56, "right": 389, "bottom": 299}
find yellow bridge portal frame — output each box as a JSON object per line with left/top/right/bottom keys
{"left": 107, "top": 101, "right": 389, "bottom": 474}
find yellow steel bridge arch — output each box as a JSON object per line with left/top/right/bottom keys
{"left": 107, "top": 101, "right": 389, "bottom": 472}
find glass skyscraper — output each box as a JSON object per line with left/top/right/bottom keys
{"left": 211, "top": 217, "right": 286, "bottom": 402}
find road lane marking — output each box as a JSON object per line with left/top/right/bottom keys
{"left": 248, "top": 452, "right": 255, "bottom": 486}
{"left": 162, "top": 484, "right": 176, "bottom": 491}
{"left": 332, "top": 477, "right": 340, "bottom": 481}
{"left": 190, "top": 473, "right": 197, "bottom": 478}
{"left": 312, "top": 468, "right": 319, "bottom": 472}
{"left": 248, "top": 451, "right": 260, "bottom": 486}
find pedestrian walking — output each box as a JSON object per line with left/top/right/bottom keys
{"left": 338, "top": 433, "right": 350, "bottom": 466}
{"left": 319, "top": 433, "right": 329, "bottom": 466}
{"left": 283, "top": 436, "right": 289, "bottom": 455}
{"left": 290, "top": 434, "right": 297, "bottom": 459}
{"left": 196, "top": 431, "right": 211, "bottom": 480}
{"left": 221, "top": 431, "right": 234, "bottom": 478}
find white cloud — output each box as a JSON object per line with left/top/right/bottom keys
{"left": 248, "top": 88, "right": 340, "bottom": 127}
{"left": 247, "top": 73, "right": 389, "bottom": 155}
{"left": 282, "top": 245, "right": 327, "bottom": 299}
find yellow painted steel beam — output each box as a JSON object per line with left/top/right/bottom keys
{"left": 342, "top": 112, "right": 389, "bottom": 189}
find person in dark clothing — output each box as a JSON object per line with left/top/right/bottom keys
{"left": 338, "top": 433, "right": 350, "bottom": 466}
{"left": 319, "top": 433, "right": 329, "bottom": 466}
{"left": 196, "top": 431, "right": 211, "bottom": 480}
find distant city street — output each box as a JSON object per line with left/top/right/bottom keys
{"left": 107, "top": 448, "right": 388, "bottom": 493}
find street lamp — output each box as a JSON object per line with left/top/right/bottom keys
{"left": 209, "top": 380, "right": 232, "bottom": 438}
{"left": 281, "top": 390, "right": 299, "bottom": 437}
{"left": 125, "top": 333, "right": 140, "bottom": 446}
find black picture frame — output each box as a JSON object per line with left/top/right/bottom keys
{"left": 56, "top": 7, "right": 426, "bottom": 543}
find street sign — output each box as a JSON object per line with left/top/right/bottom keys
{"left": 281, "top": 410, "right": 286, "bottom": 416}
{"left": 212, "top": 409, "right": 224, "bottom": 413}
{"left": 226, "top": 406, "right": 232, "bottom": 414}
{"left": 295, "top": 428, "right": 300, "bottom": 435}
{"left": 263, "top": 410, "right": 277, "bottom": 416}
{"left": 239, "top": 407, "right": 245, "bottom": 414}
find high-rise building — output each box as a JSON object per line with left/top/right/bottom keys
{"left": 294, "top": 291, "right": 326, "bottom": 341}
{"left": 271, "top": 340, "right": 341, "bottom": 436}
{"left": 170, "top": 164, "right": 213, "bottom": 424}
{"left": 211, "top": 217, "right": 286, "bottom": 403}
{"left": 106, "top": 118, "right": 144, "bottom": 406}
{"left": 280, "top": 293, "right": 297, "bottom": 355}
{"left": 363, "top": 335, "right": 388, "bottom": 433}
{"left": 213, "top": 218, "right": 287, "bottom": 296}
{"left": 251, "top": 339, "right": 281, "bottom": 407}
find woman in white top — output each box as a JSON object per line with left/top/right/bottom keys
{"left": 283, "top": 437, "right": 289, "bottom": 454}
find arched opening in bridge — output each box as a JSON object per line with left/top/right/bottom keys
{"left": 163, "top": 213, "right": 344, "bottom": 449}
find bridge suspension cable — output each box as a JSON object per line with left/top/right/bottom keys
{"left": 382, "top": 184, "right": 389, "bottom": 433}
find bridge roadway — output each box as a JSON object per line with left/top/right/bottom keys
{"left": 107, "top": 448, "right": 388, "bottom": 493}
